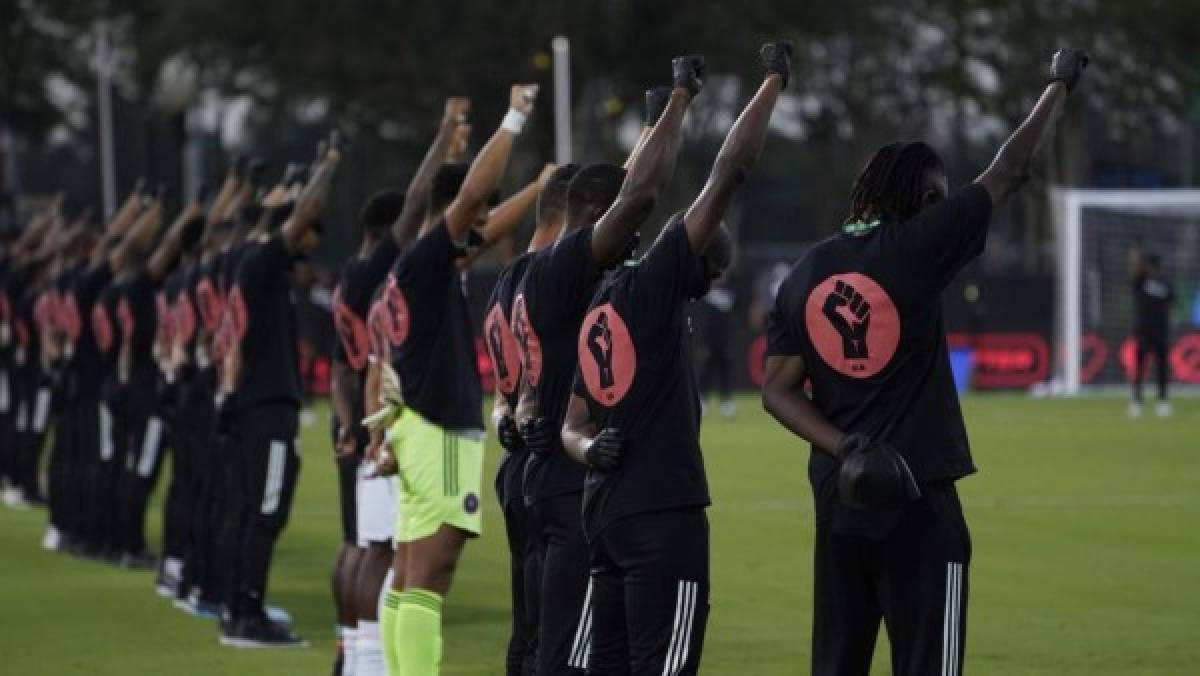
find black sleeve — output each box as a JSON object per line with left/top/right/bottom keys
{"left": 396, "top": 221, "right": 457, "bottom": 285}
{"left": 765, "top": 280, "right": 806, "bottom": 357}
{"left": 364, "top": 237, "right": 400, "bottom": 286}
{"left": 632, "top": 218, "right": 707, "bottom": 315}
{"left": 897, "top": 183, "right": 993, "bottom": 293}
{"left": 75, "top": 263, "right": 115, "bottom": 307}
{"left": 539, "top": 226, "right": 602, "bottom": 307}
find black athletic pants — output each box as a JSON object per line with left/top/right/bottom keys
{"left": 116, "top": 399, "right": 167, "bottom": 555}
{"left": 210, "top": 415, "right": 243, "bottom": 610}
{"left": 15, "top": 378, "right": 52, "bottom": 500}
{"left": 330, "top": 420, "right": 358, "bottom": 544}
{"left": 161, "top": 396, "right": 191, "bottom": 564}
{"left": 1133, "top": 333, "right": 1169, "bottom": 402}
{"left": 87, "top": 399, "right": 122, "bottom": 551}
{"left": 0, "top": 363, "right": 16, "bottom": 487}
{"left": 529, "top": 492, "right": 591, "bottom": 675}
{"left": 812, "top": 482, "right": 971, "bottom": 676}
{"left": 587, "top": 508, "right": 709, "bottom": 676}
{"left": 501, "top": 490, "right": 540, "bottom": 675}
{"left": 231, "top": 402, "right": 301, "bottom": 620}
{"left": 46, "top": 395, "right": 75, "bottom": 534}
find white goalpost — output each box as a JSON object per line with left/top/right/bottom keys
{"left": 1052, "top": 188, "right": 1200, "bottom": 395}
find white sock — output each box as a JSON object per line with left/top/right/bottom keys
{"left": 355, "top": 621, "right": 386, "bottom": 676}
{"left": 341, "top": 625, "right": 358, "bottom": 676}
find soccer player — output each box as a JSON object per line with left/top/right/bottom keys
{"left": 760, "top": 49, "right": 1088, "bottom": 676}
{"left": 370, "top": 82, "right": 538, "bottom": 676}
{"left": 560, "top": 43, "right": 788, "bottom": 674}
{"left": 329, "top": 97, "right": 467, "bottom": 675}
{"left": 485, "top": 162, "right": 578, "bottom": 675}
{"left": 217, "top": 136, "right": 342, "bottom": 647}
{"left": 1127, "top": 245, "right": 1174, "bottom": 418}
{"left": 113, "top": 196, "right": 205, "bottom": 569}
{"left": 511, "top": 83, "right": 671, "bottom": 676}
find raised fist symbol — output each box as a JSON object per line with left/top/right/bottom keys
{"left": 587, "top": 312, "right": 615, "bottom": 389}
{"left": 822, "top": 279, "right": 871, "bottom": 359}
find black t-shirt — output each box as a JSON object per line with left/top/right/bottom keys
{"left": 231, "top": 237, "right": 302, "bottom": 409}
{"left": 116, "top": 270, "right": 159, "bottom": 391}
{"left": 1132, "top": 272, "right": 1173, "bottom": 338}
{"left": 573, "top": 218, "right": 711, "bottom": 539}
{"left": 333, "top": 238, "right": 400, "bottom": 373}
{"left": 766, "top": 184, "right": 993, "bottom": 504}
{"left": 514, "top": 226, "right": 603, "bottom": 503}
{"left": 66, "top": 263, "right": 115, "bottom": 399}
{"left": 386, "top": 223, "right": 482, "bottom": 431}
{"left": 484, "top": 252, "right": 534, "bottom": 507}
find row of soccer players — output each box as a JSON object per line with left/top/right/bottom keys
{"left": 320, "top": 44, "right": 791, "bottom": 676}
{"left": 333, "top": 42, "right": 1084, "bottom": 676}
{"left": 0, "top": 137, "right": 352, "bottom": 647}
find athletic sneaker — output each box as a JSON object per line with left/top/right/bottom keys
{"left": 1127, "top": 401, "right": 1143, "bottom": 419}
{"left": 3, "top": 486, "right": 30, "bottom": 510}
{"left": 1156, "top": 401, "right": 1172, "bottom": 418}
{"left": 41, "top": 525, "right": 62, "bottom": 551}
{"left": 719, "top": 400, "right": 737, "bottom": 419}
{"left": 219, "top": 616, "right": 308, "bottom": 648}
{"left": 265, "top": 604, "right": 292, "bottom": 625}
{"left": 173, "top": 594, "right": 221, "bottom": 620}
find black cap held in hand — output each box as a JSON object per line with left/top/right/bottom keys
{"left": 837, "top": 439, "right": 921, "bottom": 511}
{"left": 672, "top": 55, "right": 707, "bottom": 99}
{"left": 1048, "top": 48, "right": 1089, "bottom": 92}
{"left": 760, "top": 40, "right": 794, "bottom": 88}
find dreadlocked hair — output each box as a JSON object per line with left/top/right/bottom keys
{"left": 846, "top": 141, "right": 944, "bottom": 225}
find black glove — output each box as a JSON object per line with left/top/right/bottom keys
{"left": 585, "top": 428, "right": 625, "bottom": 472}
{"left": 497, "top": 414, "right": 523, "bottom": 454}
{"left": 1048, "top": 48, "right": 1089, "bottom": 92}
{"left": 760, "top": 40, "right": 794, "bottom": 88}
{"left": 247, "top": 157, "right": 268, "bottom": 188}
{"left": 672, "top": 55, "right": 706, "bottom": 99}
{"left": 836, "top": 434, "right": 921, "bottom": 511}
{"left": 181, "top": 215, "right": 206, "bottom": 251}
{"left": 520, "top": 417, "right": 555, "bottom": 455}
{"left": 215, "top": 392, "right": 239, "bottom": 439}
{"left": 645, "top": 86, "right": 673, "bottom": 126}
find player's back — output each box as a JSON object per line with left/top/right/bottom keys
{"left": 769, "top": 184, "right": 993, "bottom": 483}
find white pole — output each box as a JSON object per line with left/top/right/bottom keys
{"left": 1062, "top": 192, "right": 1082, "bottom": 395}
{"left": 96, "top": 21, "right": 117, "bottom": 219}
{"left": 552, "top": 35, "right": 572, "bottom": 165}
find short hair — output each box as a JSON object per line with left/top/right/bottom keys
{"left": 536, "top": 163, "right": 580, "bottom": 225}
{"left": 567, "top": 163, "right": 625, "bottom": 226}
{"left": 359, "top": 189, "right": 404, "bottom": 233}
{"left": 430, "top": 163, "right": 469, "bottom": 217}
{"left": 847, "top": 141, "right": 945, "bottom": 225}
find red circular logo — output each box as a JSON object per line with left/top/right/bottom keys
{"left": 512, "top": 294, "right": 543, "bottom": 387}
{"left": 484, "top": 304, "right": 522, "bottom": 396}
{"left": 117, "top": 299, "right": 134, "bottom": 342}
{"left": 227, "top": 286, "right": 248, "bottom": 341}
{"left": 805, "top": 273, "right": 900, "bottom": 379}
{"left": 175, "top": 295, "right": 196, "bottom": 345}
{"left": 92, "top": 304, "right": 114, "bottom": 354}
{"left": 382, "top": 276, "right": 411, "bottom": 348}
{"left": 578, "top": 303, "right": 636, "bottom": 406}
{"left": 61, "top": 295, "right": 81, "bottom": 342}
{"left": 333, "top": 288, "right": 370, "bottom": 371}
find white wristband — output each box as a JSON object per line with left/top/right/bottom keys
{"left": 501, "top": 108, "right": 527, "bottom": 134}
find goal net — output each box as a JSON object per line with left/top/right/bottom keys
{"left": 1052, "top": 189, "right": 1200, "bottom": 395}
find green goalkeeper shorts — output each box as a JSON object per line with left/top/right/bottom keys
{"left": 387, "top": 408, "right": 484, "bottom": 543}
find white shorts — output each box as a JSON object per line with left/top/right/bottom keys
{"left": 356, "top": 465, "right": 397, "bottom": 547}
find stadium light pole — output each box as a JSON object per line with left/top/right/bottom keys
{"left": 552, "top": 35, "right": 572, "bottom": 164}
{"left": 95, "top": 20, "right": 117, "bottom": 219}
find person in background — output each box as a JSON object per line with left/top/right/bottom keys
{"left": 1128, "top": 244, "right": 1174, "bottom": 418}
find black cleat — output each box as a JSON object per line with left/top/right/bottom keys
{"left": 219, "top": 616, "right": 308, "bottom": 648}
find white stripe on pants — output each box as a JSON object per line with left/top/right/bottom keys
{"left": 662, "top": 580, "right": 698, "bottom": 676}
{"left": 942, "top": 562, "right": 963, "bottom": 676}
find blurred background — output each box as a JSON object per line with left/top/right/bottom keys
{"left": 3, "top": 0, "right": 1199, "bottom": 395}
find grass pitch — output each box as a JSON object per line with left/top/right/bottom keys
{"left": 1, "top": 395, "right": 1197, "bottom": 675}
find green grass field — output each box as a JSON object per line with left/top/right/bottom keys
{"left": 1, "top": 395, "right": 1198, "bottom": 675}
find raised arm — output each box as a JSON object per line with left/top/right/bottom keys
{"left": 457, "top": 163, "right": 555, "bottom": 268}
{"left": 975, "top": 49, "right": 1088, "bottom": 207}
{"left": 622, "top": 87, "right": 670, "bottom": 170}
{"left": 683, "top": 42, "right": 789, "bottom": 252}
{"left": 109, "top": 195, "right": 163, "bottom": 272}
{"left": 282, "top": 132, "right": 343, "bottom": 252}
{"left": 147, "top": 199, "right": 204, "bottom": 282}
{"left": 590, "top": 56, "right": 704, "bottom": 265}
{"left": 443, "top": 84, "right": 538, "bottom": 242}
{"left": 393, "top": 98, "right": 470, "bottom": 248}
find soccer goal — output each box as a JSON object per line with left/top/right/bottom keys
{"left": 1051, "top": 188, "right": 1200, "bottom": 395}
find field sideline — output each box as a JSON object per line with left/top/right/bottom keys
{"left": 1, "top": 395, "right": 1197, "bottom": 675}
